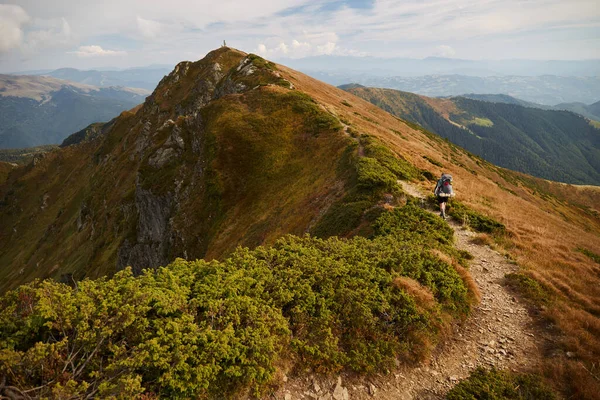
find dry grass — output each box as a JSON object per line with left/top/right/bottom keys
{"left": 470, "top": 233, "right": 493, "bottom": 247}
{"left": 393, "top": 277, "right": 436, "bottom": 310}
{"left": 275, "top": 63, "right": 600, "bottom": 397}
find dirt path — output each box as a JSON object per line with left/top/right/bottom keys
{"left": 275, "top": 182, "right": 542, "bottom": 400}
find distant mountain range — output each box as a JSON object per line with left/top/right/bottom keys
{"left": 343, "top": 86, "right": 600, "bottom": 185}
{"left": 320, "top": 74, "right": 600, "bottom": 105}
{"left": 32, "top": 66, "right": 172, "bottom": 91}
{"left": 459, "top": 93, "right": 600, "bottom": 123}
{"left": 282, "top": 56, "right": 600, "bottom": 77}
{"left": 0, "top": 75, "right": 148, "bottom": 148}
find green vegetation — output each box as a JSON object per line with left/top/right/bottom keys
{"left": 247, "top": 53, "right": 277, "bottom": 70}
{"left": 0, "top": 203, "right": 476, "bottom": 398}
{"left": 313, "top": 135, "right": 421, "bottom": 238}
{"left": 466, "top": 117, "right": 494, "bottom": 127}
{"left": 447, "top": 368, "right": 557, "bottom": 400}
{"left": 505, "top": 273, "right": 553, "bottom": 305}
{"left": 423, "top": 155, "right": 444, "bottom": 168}
{"left": 362, "top": 135, "right": 420, "bottom": 181}
{"left": 577, "top": 247, "right": 600, "bottom": 264}
{"left": 444, "top": 199, "right": 506, "bottom": 235}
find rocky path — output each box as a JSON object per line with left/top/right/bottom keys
{"left": 274, "top": 182, "right": 542, "bottom": 400}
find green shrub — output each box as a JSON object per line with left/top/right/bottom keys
{"left": 356, "top": 157, "right": 398, "bottom": 191}
{"left": 0, "top": 204, "right": 476, "bottom": 398}
{"left": 577, "top": 247, "right": 600, "bottom": 264}
{"left": 423, "top": 155, "right": 444, "bottom": 168}
{"left": 422, "top": 170, "right": 436, "bottom": 181}
{"left": 361, "top": 135, "right": 419, "bottom": 180}
{"left": 447, "top": 368, "right": 557, "bottom": 400}
{"left": 505, "top": 273, "right": 553, "bottom": 305}
{"left": 445, "top": 199, "right": 506, "bottom": 235}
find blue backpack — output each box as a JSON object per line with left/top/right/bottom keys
{"left": 435, "top": 174, "right": 454, "bottom": 197}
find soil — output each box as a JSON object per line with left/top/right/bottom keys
{"left": 272, "top": 181, "right": 542, "bottom": 400}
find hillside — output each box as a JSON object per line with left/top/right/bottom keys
{"left": 462, "top": 93, "right": 600, "bottom": 122}
{"left": 318, "top": 74, "right": 600, "bottom": 105}
{"left": 41, "top": 66, "right": 172, "bottom": 91}
{"left": 1, "top": 48, "right": 600, "bottom": 398}
{"left": 344, "top": 86, "right": 600, "bottom": 185}
{"left": 0, "top": 75, "right": 149, "bottom": 148}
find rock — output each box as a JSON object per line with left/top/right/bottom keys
{"left": 283, "top": 374, "right": 288, "bottom": 382}
{"left": 368, "top": 383, "right": 377, "bottom": 396}
{"left": 566, "top": 351, "right": 576, "bottom": 358}
{"left": 313, "top": 381, "right": 321, "bottom": 393}
{"left": 285, "top": 393, "right": 292, "bottom": 400}
{"left": 332, "top": 377, "right": 348, "bottom": 400}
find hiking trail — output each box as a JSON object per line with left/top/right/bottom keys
{"left": 274, "top": 181, "right": 542, "bottom": 400}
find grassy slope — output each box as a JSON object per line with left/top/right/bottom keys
{"left": 286, "top": 73, "right": 600, "bottom": 397}
{"left": 0, "top": 162, "right": 15, "bottom": 184}
{"left": 346, "top": 87, "right": 600, "bottom": 185}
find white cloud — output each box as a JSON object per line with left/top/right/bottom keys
{"left": 435, "top": 45, "right": 456, "bottom": 57}
{"left": 24, "top": 18, "right": 73, "bottom": 53}
{"left": 1, "top": 0, "right": 599, "bottom": 71}
{"left": 0, "top": 4, "right": 30, "bottom": 53}
{"left": 69, "top": 45, "right": 127, "bottom": 57}
{"left": 137, "top": 16, "right": 164, "bottom": 39}
{"left": 316, "top": 41, "right": 336, "bottom": 55}
{"left": 255, "top": 31, "right": 350, "bottom": 58}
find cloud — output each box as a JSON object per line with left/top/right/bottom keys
{"left": 0, "top": 4, "right": 30, "bottom": 52}
{"left": 24, "top": 18, "right": 73, "bottom": 53}
{"left": 69, "top": 45, "right": 127, "bottom": 57}
{"left": 137, "top": 16, "right": 165, "bottom": 39}
{"left": 435, "top": 45, "right": 456, "bottom": 57}
{"left": 2, "top": 0, "right": 599, "bottom": 72}
{"left": 256, "top": 31, "right": 352, "bottom": 58}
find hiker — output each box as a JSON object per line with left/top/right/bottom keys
{"left": 434, "top": 173, "right": 454, "bottom": 219}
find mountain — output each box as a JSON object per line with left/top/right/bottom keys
{"left": 0, "top": 75, "right": 149, "bottom": 148}
{"left": 39, "top": 66, "right": 173, "bottom": 91}
{"left": 343, "top": 86, "right": 600, "bottom": 185}
{"left": 461, "top": 93, "right": 600, "bottom": 122}
{"left": 310, "top": 73, "right": 600, "bottom": 105}
{"left": 282, "top": 56, "right": 600, "bottom": 77}
{"left": 458, "top": 93, "right": 552, "bottom": 109}
{"left": 553, "top": 100, "right": 600, "bottom": 122}
{"left": 1, "top": 48, "right": 600, "bottom": 398}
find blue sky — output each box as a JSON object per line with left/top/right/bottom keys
{"left": 0, "top": 0, "right": 598, "bottom": 72}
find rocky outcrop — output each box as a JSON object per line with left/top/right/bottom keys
{"left": 117, "top": 184, "right": 174, "bottom": 273}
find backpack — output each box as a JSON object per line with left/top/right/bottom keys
{"left": 435, "top": 174, "right": 454, "bottom": 197}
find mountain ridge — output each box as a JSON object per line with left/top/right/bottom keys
{"left": 1, "top": 47, "right": 600, "bottom": 398}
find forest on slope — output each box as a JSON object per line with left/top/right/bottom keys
{"left": 344, "top": 86, "right": 600, "bottom": 185}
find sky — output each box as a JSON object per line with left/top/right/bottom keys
{"left": 0, "top": 0, "right": 599, "bottom": 72}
